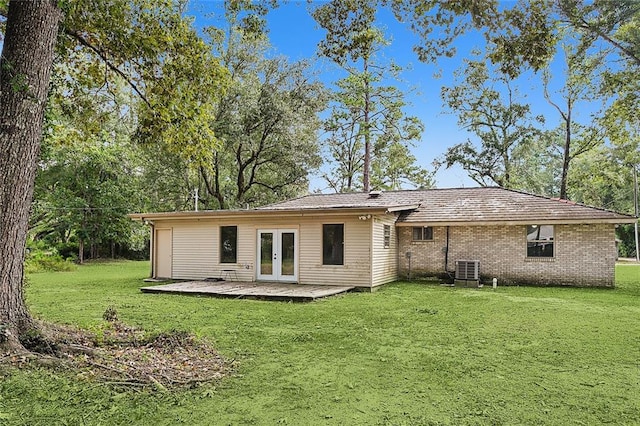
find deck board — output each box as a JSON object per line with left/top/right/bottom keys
{"left": 140, "top": 281, "right": 355, "bottom": 301}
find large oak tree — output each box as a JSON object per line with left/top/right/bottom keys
{"left": 439, "top": 58, "right": 542, "bottom": 188}
{"left": 0, "top": 0, "right": 228, "bottom": 351}
{"left": 0, "top": 0, "right": 61, "bottom": 349}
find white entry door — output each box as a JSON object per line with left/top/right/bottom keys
{"left": 257, "top": 229, "right": 298, "bottom": 282}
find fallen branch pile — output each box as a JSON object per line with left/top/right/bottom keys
{"left": 2, "top": 321, "right": 230, "bottom": 390}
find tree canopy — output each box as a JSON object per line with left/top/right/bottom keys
{"left": 314, "top": 0, "right": 433, "bottom": 192}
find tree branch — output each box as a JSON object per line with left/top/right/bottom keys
{"left": 543, "top": 77, "right": 568, "bottom": 122}
{"left": 64, "top": 29, "right": 151, "bottom": 108}
{"left": 577, "top": 18, "right": 640, "bottom": 67}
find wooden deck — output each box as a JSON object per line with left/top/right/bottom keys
{"left": 140, "top": 281, "right": 355, "bottom": 302}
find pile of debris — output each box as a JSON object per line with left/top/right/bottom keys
{"left": 2, "top": 316, "right": 230, "bottom": 390}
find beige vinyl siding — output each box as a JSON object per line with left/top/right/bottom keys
{"left": 234, "top": 225, "right": 256, "bottom": 280}
{"left": 154, "top": 215, "right": 373, "bottom": 287}
{"left": 298, "top": 216, "right": 372, "bottom": 287}
{"left": 371, "top": 214, "right": 399, "bottom": 287}
{"left": 171, "top": 223, "right": 216, "bottom": 279}
{"left": 162, "top": 220, "right": 255, "bottom": 281}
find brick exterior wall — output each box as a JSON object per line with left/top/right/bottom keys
{"left": 397, "top": 223, "right": 617, "bottom": 287}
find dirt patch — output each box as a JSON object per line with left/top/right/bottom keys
{"left": 1, "top": 321, "right": 230, "bottom": 390}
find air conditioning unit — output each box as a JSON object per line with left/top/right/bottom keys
{"left": 455, "top": 260, "right": 480, "bottom": 287}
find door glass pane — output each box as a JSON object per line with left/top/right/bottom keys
{"left": 260, "top": 233, "right": 273, "bottom": 275}
{"left": 281, "top": 232, "right": 295, "bottom": 276}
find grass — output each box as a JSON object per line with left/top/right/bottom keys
{"left": 1, "top": 261, "right": 638, "bottom": 425}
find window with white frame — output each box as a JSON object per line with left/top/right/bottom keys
{"left": 383, "top": 225, "right": 391, "bottom": 249}
{"left": 412, "top": 226, "right": 433, "bottom": 241}
{"left": 526, "top": 225, "right": 554, "bottom": 257}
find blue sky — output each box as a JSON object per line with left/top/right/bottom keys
{"left": 187, "top": 1, "right": 589, "bottom": 191}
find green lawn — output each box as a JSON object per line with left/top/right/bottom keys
{"left": 1, "top": 261, "right": 639, "bottom": 425}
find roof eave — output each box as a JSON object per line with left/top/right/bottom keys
{"left": 396, "top": 217, "right": 637, "bottom": 226}
{"left": 128, "top": 206, "right": 392, "bottom": 221}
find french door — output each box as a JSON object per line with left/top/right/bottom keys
{"left": 257, "top": 229, "right": 298, "bottom": 282}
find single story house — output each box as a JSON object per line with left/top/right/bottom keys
{"left": 129, "top": 187, "right": 636, "bottom": 288}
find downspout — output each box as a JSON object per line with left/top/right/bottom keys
{"left": 370, "top": 215, "right": 374, "bottom": 288}
{"left": 444, "top": 226, "right": 450, "bottom": 278}
{"left": 396, "top": 224, "right": 400, "bottom": 280}
{"left": 146, "top": 219, "right": 155, "bottom": 278}
{"left": 634, "top": 165, "right": 639, "bottom": 262}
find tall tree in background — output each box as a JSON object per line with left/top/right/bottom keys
{"left": 321, "top": 63, "right": 431, "bottom": 192}
{"left": 194, "top": 3, "right": 326, "bottom": 209}
{"left": 439, "top": 58, "right": 543, "bottom": 187}
{"left": 32, "top": 63, "right": 143, "bottom": 262}
{"left": 488, "top": 0, "right": 639, "bottom": 259}
{"left": 204, "top": 56, "right": 326, "bottom": 208}
{"left": 569, "top": 147, "right": 636, "bottom": 213}
{"left": 314, "top": 0, "right": 431, "bottom": 192}
{"left": 35, "top": 0, "right": 228, "bottom": 218}
{"left": 321, "top": 89, "right": 364, "bottom": 192}
{"left": 34, "top": 143, "right": 139, "bottom": 262}
{"left": 488, "top": 1, "right": 639, "bottom": 160}
{"left": 598, "top": 108, "right": 640, "bottom": 257}
{"left": 542, "top": 49, "right": 605, "bottom": 199}
{"left": 314, "top": 0, "right": 377, "bottom": 191}
{"left": 394, "top": 0, "right": 637, "bottom": 186}
{"left": 90, "top": 1, "right": 229, "bottom": 164}
{"left": 395, "top": 0, "right": 638, "bottom": 251}
{"left": 509, "top": 130, "right": 562, "bottom": 196}
{"left": 0, "top": 0, "right": 62, "bottom": 348}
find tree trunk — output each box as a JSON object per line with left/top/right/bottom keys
{"left": 78, "top": 239, "right": 84, "bottom": 264}
{"left": 362, "top": 56, "right": 371, "bottom": 192}
{"left": 503, "top": 152, "right": 511, "bottom": 188}
{"left": 201, "top": 158, "right": 226, "bottom": 209}
{"left": 559, "top": 106, "right": 572, "bottom": 200}
{"left": 0, "top": 0, "right": 61, "bottom": 346}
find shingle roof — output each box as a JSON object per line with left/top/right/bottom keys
{"left": 256, "top": 190, "right": 424, "bottom": 210}
{"left": 260, "top": 187, "right": 636, "bottom": 224}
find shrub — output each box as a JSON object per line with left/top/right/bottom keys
{"left": 24, "top": 243, "right": 76, "bottom": 274}
{"left": 56, "top": 241, "right": 79, "bottom": 261}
